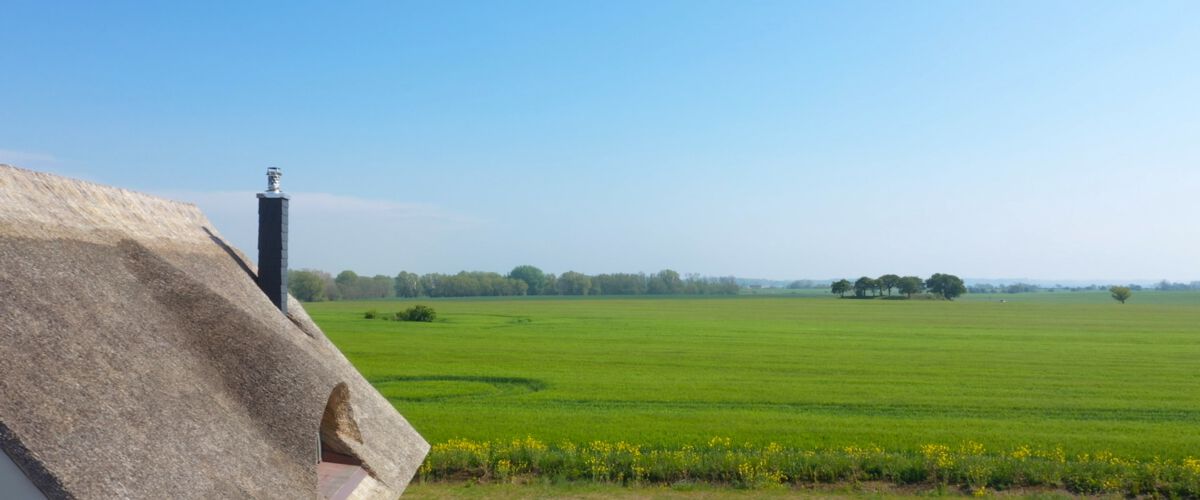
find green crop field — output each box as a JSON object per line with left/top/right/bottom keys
{"left": 306, "top": 292, "right": 1200, "bottom": 496}
{"left": 307, "top": 292, "right": 1200, "bottom": 459}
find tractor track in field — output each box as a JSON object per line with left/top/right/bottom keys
{"left": 371, "top": 375, "right": 547, "bottom": 402}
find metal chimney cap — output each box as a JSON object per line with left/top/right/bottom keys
{"left": 258, "top": 167, "right": 290, "bottom": 199}
{"left": 266, "top": 167, "right": 282, "bottom": 192}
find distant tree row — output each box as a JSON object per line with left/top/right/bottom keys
{"left": 1153, "top": 280, "right": 1200, "bottom": 291}
{"left": 396, "top": 271, "right": 529, "bottom": 298}
{"left": 287, "top": 269, "right": 399, "bottom": 301}
{"left": 830, "top": 273, "right": 966, "bottom": 300}
{"left": 412, "top": 266, "right": 738, "bottom": 297}
{"left": 968, "top": 283, "right": 1148, "bottom": 294}
{"left": 968, "top": 282, "right": 1041, "bottom": 294}
{"left": 288, "top": 266, "right": 740, "bottom": 301}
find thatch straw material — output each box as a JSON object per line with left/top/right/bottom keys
{"left": 0, "top": 165, "right": 428, "bottom": 499}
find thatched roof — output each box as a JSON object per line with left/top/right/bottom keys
{"left": 0, "top": 165, "right": 428, "bottom": 499}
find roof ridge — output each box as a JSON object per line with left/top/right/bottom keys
{"left": 0, "top": 163, "right": 201, "bottom": 211}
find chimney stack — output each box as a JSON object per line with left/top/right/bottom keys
{"left": 257, "top": 167, "right": 289, "bottom": 314}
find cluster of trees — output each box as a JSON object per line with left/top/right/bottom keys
{"left": 288, "top": 265, "right": 740, "bottom": 301}
{"left": 830, "top": 273, "right": 966, "bottom": 300}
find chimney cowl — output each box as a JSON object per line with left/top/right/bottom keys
{"left": 263, "top": 167, "right": 285, "bottom": 196}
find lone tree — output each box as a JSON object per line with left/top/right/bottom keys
{"left": 831, "top": 279, "right": 851, "bottom": 297}
{"left": 897, "top": 276, "right": 925, "bottom": 298}
{"left": 925, "top": 273, "right": 966, "bottom": 300}
{"left": 1110, "top": 286, "right": 1133, "bottom": 304}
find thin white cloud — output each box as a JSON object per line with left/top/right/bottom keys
{"left": 0, "top": 148, "right": 58, "bottom": 166}
{"left": 292, "top": 192, "right": 481, "bottom": 225}
{"left": 154, "top": 190, "right": 486, "bottom": 275}
{"left": 158, "top": 190, "right": 480, "bottom": 226}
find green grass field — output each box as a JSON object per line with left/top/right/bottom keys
{"left": 307, "top": 291, "right": 1200, "bottom": 462}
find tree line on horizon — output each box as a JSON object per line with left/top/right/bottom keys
{"left": 286, "top": 265, "right": 740, "bottom": 301}
{"left": 1149, "top": 280, "right": 1200, "bottom": 291}
{"left": 830, "top": 273, "right": 966, "bottom": 300}
{"left": 967, "top": 282, "right": 1148, "bottom": 294}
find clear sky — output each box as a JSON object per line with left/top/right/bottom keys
{"left": 2, "top": 1, "right": 1197, "bottom": 281}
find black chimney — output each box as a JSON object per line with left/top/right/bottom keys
{"left": 257, "top": 167, "right": 289, "bottom": 314}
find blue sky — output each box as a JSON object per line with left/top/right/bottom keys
{"left": 2, "top": 1, "right": 1198, "bottom": 281}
